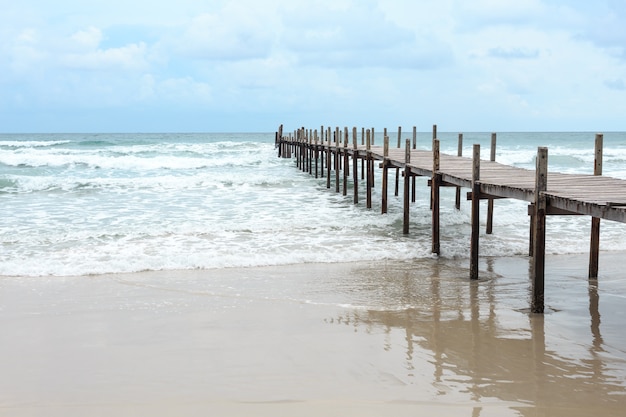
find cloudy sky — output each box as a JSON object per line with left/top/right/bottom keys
{"left": 1, "top": 0, "right": 625, "bottom": 132}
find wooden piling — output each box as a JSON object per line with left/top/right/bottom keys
{"left": 343, "top": 127, "right": 349, "bottom": 196}
{"left": 353, "top": 127, "right": 359, "bottom": 204}
{"left": 395, "top": 127, "right": 401, "bottom": 197}
{"left": 432, "top": 139, "right": 441, "bottom": 254}
{"left": 486, "top": 133, "right": 496, "bottom": 234}
{"left": 403, "top": 139, "right": 411, "bottom": 234}
{"left": 382, "top": 135, "right": 389, "bottom": 214}
{"left": 326, "top": 131, "right": 331, "bottom": 189}
{"left": 366, "top": 130, "right": 372, "bottom": 209}
{"left": 532, "top": 147, "right": 548, "bottom": 313}
{"left": 470, "top": 144, "right": 480, "bottom": 280}
{"left": 412, "top": 126, "right": 417, "bottom": 203}
{"left": 455, "top": 134, "right": 463, "bottom": 209}
{"left": 589, "top": 133, "right": 603, "bottom": 278}
{"left": 335, "top": 128, "right": 340, "bottom": 193}
{"left": 361, "top": 127, "right": 365, "bottom": 180}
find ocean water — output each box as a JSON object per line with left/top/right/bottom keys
{"left": 1, "top": 130, "right": 626, "bottom": 277}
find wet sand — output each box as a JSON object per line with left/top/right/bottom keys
{"left": 1, "top": 253, "right": 625, "bottom": 416}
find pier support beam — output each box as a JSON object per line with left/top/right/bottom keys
{"left": 589, "top": 133, "right": 603, "bottom": 278}
{"left": 432, "top": 139, "right": 441, "bottom": 254}
{"left": 395, "top": 126, "right": 401, "bottom": 197}
{"left": 412, "top": 126, "right": 417, "bottom": 203}
{"left": 335, "top": 129, "right": 340, "bottom": 193}
{"left": 455, "top": 133, "right": 463, "bottom": 209}
{"left": 326, "top": 133, "right": 331, "bottom": 189}
{"left": 403, "top": 139, "right": 411, "bottom": 234}
{"left": 352, "top": 127, "right": 359, "bottom": 204}
{"left": 382, "top": 136, "right": 389, "bottom": 214}
{"left": 343, "top": 127, "right": 348, "bottom": 197}
{"left": 366, "top": 130, "right": 372, "bottom": 209}
{"left": 486, "top": 133, "right": 496, "bottom": 234}
{"left": 532, "top": 147, "right": 548, "bottom": 313}
{"left": 470, "top": 144, "right": 480, "bottom": 279}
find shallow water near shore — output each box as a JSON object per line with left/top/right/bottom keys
{"left": 1, "top": 253, "right": 625, "bottom": 416}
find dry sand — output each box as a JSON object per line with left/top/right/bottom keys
{"left": 1, "top": 253, "right": 625, "bottom": 416}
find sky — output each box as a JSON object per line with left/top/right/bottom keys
{"left": 1, "top": 0, "right": 625, "bottom": 133}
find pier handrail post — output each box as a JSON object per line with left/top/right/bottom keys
{"left": 335, "top": 127, "right": 340, "bottom": 193}
{"left": 432, "top": 139, "right": 441, "bottom": 254}
{"left": 366, "top": 130, "right": 372, "bottom": 209}
{"left": 382, "top": 135, "right": 389, "bottom": 214}
{"left": 455, "top": 133, "right": 463, "bottom": 209}
{"left": 314, "top": 130, "right": 319, "bottom": 178}
{"left": 361, "top": 127, "right": 365, "bottom": 180}
{"left": 470, "top": 144, "right": 481, "bottom": 280}
{"left": 353, "top": 127, "right": 358, "bottom": 204}
{"left": 395, "top": 127, "right": 401, "bottom": 197}
{"left": 486, "top": 133, "right": 496, "bottom": 234}
{"left": 589, "top": 133, "right": 603, "bottom": 278}
{"left": 326, "top": 129, "right": 332, "bottom": 189}
{"left": 343, "top": 127, "right": 349, "bottom": 196}
{"left": 403, "top": 139, "right": 411, "bottom": 234}
{"left": 532, "top": 147, "right": 548, "bottom": 313}
{"left": 411, "top": 126, "right": 417, "bottom": 203}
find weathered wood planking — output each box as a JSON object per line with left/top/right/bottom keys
{"left": 278, "top": 127, "right": 626, "bottom": 313}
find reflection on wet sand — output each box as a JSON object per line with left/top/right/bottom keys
{"left": 325, "top": 258, "right": 626, "bottom": 416}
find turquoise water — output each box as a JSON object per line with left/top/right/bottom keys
{"left": 1, "top": 131, "right": 625, "bottom": 276}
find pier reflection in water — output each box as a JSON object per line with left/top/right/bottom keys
{"left": 323, "top": 257, "right": 626, "bottom": 416}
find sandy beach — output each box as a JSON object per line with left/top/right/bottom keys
{"left": 1, "top": 253, "right": 625, "bottom": 416}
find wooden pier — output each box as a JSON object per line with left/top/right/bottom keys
{"left": 275, "top": 125, "right": 626, "bottom": 313}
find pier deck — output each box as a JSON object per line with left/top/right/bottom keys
{"left": 276, "top": 126, "right": 626, "bottom": 313}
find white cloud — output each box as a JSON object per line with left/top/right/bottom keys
{"left": 70, "top": 27, "right": 103, "bottom": 49}
{"left": 60, "top": 42, "right": 149, "bottom": 71}
{"left": 1, "top": 0, "right": 626, "bottom": 131}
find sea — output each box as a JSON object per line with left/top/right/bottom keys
{"left": 1, "top": 130, "right": 626, "bottom": 277}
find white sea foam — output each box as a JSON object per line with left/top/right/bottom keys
{"left": 1, "top": 132, "right": 625, "bottom": 276}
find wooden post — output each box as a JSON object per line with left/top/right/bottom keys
{"left": 326, "top": 131, "right": 331, "bottom": 189}
{"left": 382, "top": 136, "right": 389, "bottom": 214}
{"left": 308, "top": 129, "right": 313, "bottom": 175}
{"left": 395, "top": 126, "right": 401, "bottom": 197}
{"left": 353, "top": 127, "right": 359, "bottom": 204}
{"left": 320, "top": 126, "right": 325, "bottom": 177}
{"left": 343, "top": 127, "right": 348, "bottom": 196}
{"left": 532, "top": 147, "right": 548, "bottom": 314}
{"left": 589, "top": 133, "right": 603, "bottom": 278}
{"left": 366, "top": 130, "right": 372, "bottom": 209}
{"left": 361, "top": 127, "right": 365, "bottom": 180}
{"left": 370, "top": 128, "right": 375, "bottom": 189}
{"left": 455, "top": 133, "right": 463, "bottom": 209}
{"left": 412, "top": 126, "right": 417, "bottom": 202}
{"left": 403, "top": 139, "right": 411, "bottom": 234}
{"left": 432, "top": 139, "right": 441, "bottom": 254}
{"left": 486, "top": 133, "right": 496, "bottom": 234}
{"left": 314, "top": 130, "right": 319, "bottom": 178}
{"left": 432, "top": 124, "right": 437, "bottom": 146}
{"left": 335, "top": 128, "right": 340, "bottom": 193}
{"left": 470, "top": 144, "right": 481, "bottom": 280}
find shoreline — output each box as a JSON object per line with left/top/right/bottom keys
{"left": 1, "top": 253, "right": 625, "bottom": 416}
